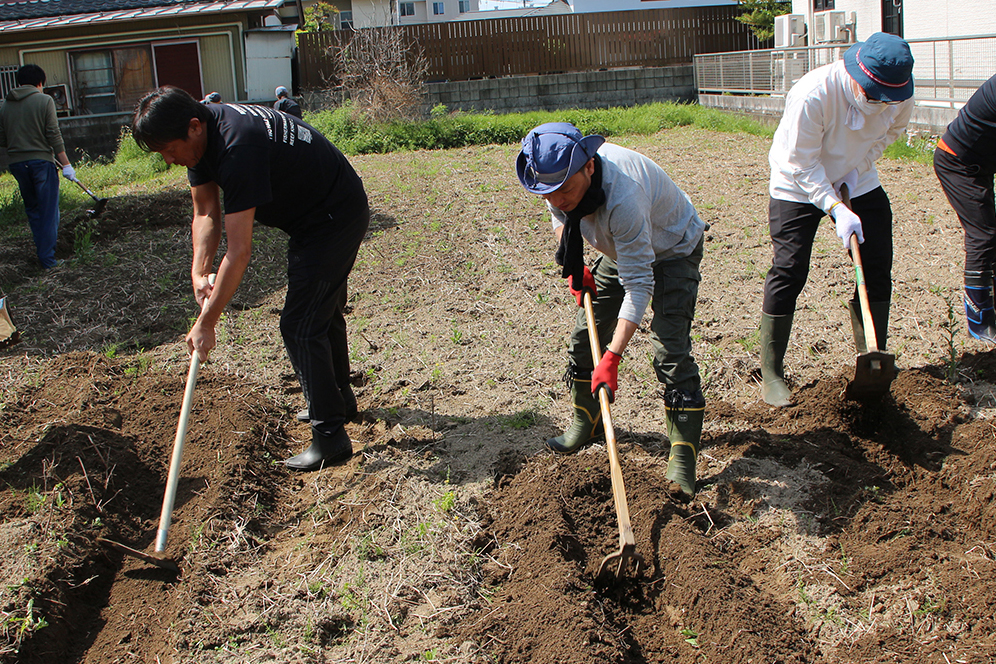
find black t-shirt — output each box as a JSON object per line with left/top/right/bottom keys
{"left": 274, "top": 97, "right": 302, "bottom": 118}
{"left": 942, "top": 73, "right": 996, "bottom": 169}
{"left": 188, "top": 103, "right": 366, "bottom": 235}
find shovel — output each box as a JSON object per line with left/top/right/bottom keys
{"left": 839, "top": 185, "right": 895, "bottom": 401}
{"left": 99, "top": 275, "right": 215, "bottom": 573}
{"left": 582, "top": 290, "right": 645, "bottom": 582}
{"left": 70, "top": 176, "right": 108, "bottom": 217}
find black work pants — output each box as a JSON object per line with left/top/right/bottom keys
{"left": 282, "top": 205, "right": 370, "bottom": 434}
{"left": 762, "top": 188, "right": 893, "bottom": 315}
{"left": 933, "top": 147, "right": 996, "bottom": 272}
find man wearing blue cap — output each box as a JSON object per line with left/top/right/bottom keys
{"left": 934, "top": 73, "right": 996, "bottom": 343}
{"left": 760, "top": 32, "right": 914, "bottom": 406}
{"left": 516, "top": 122, "right": 708, "bottom": 497}
{"left": 274, "top": 86, "right": 302, "bottom": 118}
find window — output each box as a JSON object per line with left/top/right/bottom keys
{"left": 813, "top": 0, "right": 834, "bottom": 9}
{"left": 0, "top": 65, "right": 18, "bottom": 99}
{"left": 458, "top": 0, "right": 470, "bottom": 12}
{"left": 433, "top": 2, "right": 444, "bottom": 15}
{"left": 71, "top": 47, "right": 154, "bottom": 115}
{"left": 339, "top": 10, "right": 353, "bottom": 29}
{"left": 400, "top": 2, "right": 415, "bottom": 16}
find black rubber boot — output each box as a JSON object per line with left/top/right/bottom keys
{"left": 664, "top": 389, "right": 705, "bottom": 498}
{"left": 964, "top": 270, "right": 996, "bottom": 342}
{"left": 285, "top": 426, "right": 352, "bottom": 471}
{"left": 546, "top": 367, "right": 603, "bottom": 454}
{"left": 760, "top": 312, "right": 793, "bottom": 407}
{"left": 296, "top": 385, "right": 358, "bottom": 423}
{"left": 848, "top": 299, "right": 891, "bottom": 353}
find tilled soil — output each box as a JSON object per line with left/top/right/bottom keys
{"left": 1, "top": 127, "right": 994, "bottom": 664}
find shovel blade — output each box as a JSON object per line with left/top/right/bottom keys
{"left": 97, "top": 537, "right": 180, "bottom": 573}
{"left": 846, "top": 350, "right": 896, "bottom": 402}
{"left": 89, "top": 198, "right": 108, "bottom": 218}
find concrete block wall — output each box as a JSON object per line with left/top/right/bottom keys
{"left": 698, "top": 93, "right": 959, "bottom": 136}
{"left": 1, "top": 112, "right": 131, "bottom": 172}
{"left": 425, "top": 65, "right": 696, "bottom": 114}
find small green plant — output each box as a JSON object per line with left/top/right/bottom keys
{"left": 435, "top": 490, "right": 456, "bottom": 513}
{"left": 680, "top": 627, "right": 699, "bottom": 647}
{"left": 450, "top": 327, "right": 464, "bottom": 345}
{"left": 420, "top": 648, "right": 440, "bottom": 661}
{"left": 3, "top": 598, "right": 49, "bottom": 646}
{"left": 498, "top": 409, "right": 537, "bottom": 430}
{"left": 73, "top": 217, "right": 99, "bottom": 262}
{"left": 931, "top": 284, "right": 961, "bottom": 382}
{"left": 353, "top": 532, "right": 385, "bottom": 560}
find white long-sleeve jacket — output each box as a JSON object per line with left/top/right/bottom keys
{"left": 768, "top": 60, "right": 913, "bottom": 213}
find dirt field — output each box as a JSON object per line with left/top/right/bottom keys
{"left": 1, "top": 127, "right": 994, "bottom": 664}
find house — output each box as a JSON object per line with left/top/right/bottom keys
{"left": 571, "top": 0, "right": 735, "bottom": 11}
{"left": 293, "top": 0, "right": 481, "bottom": 28}
{"left": 0, "top": 0, "right": 296, "bottom": 114}
{"left": 782, "top": 0, "right": 996, "bottom": 42}
{"left": 456, "top": 0, "right": 571, "bottom": 21}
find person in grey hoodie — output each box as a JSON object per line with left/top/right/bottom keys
{"left": 0, "top": 64, "right": 75, "bottom": 269}
{"left": 516, "top": 122, "right": 707, "bottom": 498}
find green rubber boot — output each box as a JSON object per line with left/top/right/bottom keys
{"left": 848, "top": 299, "right": 890, "bottom": 354}
{"left": 664, "top": 389, "right": 705, "bottom": 498}
{"left": 546, "top": 367, "right": 603, "bottom": 454}
{"left": 760, "top": 312, "right": 794, "bottom": 407}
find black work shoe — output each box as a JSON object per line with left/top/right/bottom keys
{"left": 285, "top": 426, "right": 352, "bottom": 471}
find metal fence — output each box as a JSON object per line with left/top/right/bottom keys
{"left": 299, "top": 6, "right": 764, "bottom": 89}
{"left": 694, "top": 34, "right": 996, "bottom": 108}
{"left": 0, "top": 65, "right": 18, "bottom": 99}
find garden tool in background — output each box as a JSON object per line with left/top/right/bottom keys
{"left": 582, "top": 290, "right": 645, "bottom": 582}
{"left": 839, "top": 184, "right": 895, "bottom": 401}
{"left": 0, "top": 297, "right": 20, "bottom": 349}
{"left": 70, "top": 176, "right": 108, "bottom": 218}
{"left": 98, "top": 274, "right": 215, "bottom": 573}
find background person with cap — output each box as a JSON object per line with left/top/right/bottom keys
{"left": 274, "top": 86, "right": 302, "bottom": 118}
{"left": 202, "top": 92, "right": 222, "bottom": 104}
{"left": 760, "top": 32, "right": 914, "bottom": 407}
{"left": 0, "top": 64, "right": 76, "bottom": 270}
{"left": 933, "top": 73, "right": 996, "bottom": 343}
{"left": 131, "top": 85, "right": 369, "bottom": 472}
{"left": 516, "top": 122, "right": 708, "bottom": 498}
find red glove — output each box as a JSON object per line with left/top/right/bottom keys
{"left": 592, "top": 350, "right": 622, "bottom": 402}
{"left": 568, "top": 266, "right": 597, "bottom": 307}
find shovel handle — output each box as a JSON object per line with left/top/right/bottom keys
{"left": 840, "top": 185, "right": 881, "bottom": 353}
{"left": 155, "top": 274, "right": 215, "bottom": 553}
{"left": 582, "top": 291, "right": 637, "bottom": 552}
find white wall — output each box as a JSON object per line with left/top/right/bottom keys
{"left": 399, "top": 0, "right": 480, "bottom": 23}
{"left": 789, "top": 0, "right": 996, "bottom": 42}
{"left": 573, "top": 0, "right": 734, "bottom": 10}
{"left": 351, "top": 0, "right": 397, "bottom": 27}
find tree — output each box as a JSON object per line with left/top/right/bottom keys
{"left": 736, "top": 0, "right": 791, "bottom": 42}
{"left": 301, "top": 1, "right": 339, "bottom": 32}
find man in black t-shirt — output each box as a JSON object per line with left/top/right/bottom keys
{"left": 273, "top": 86, "right": 302, "bottom": 119}
{"left": 132, "top": 86, "right": 369, "bottom": 471}
{"left": 934, "top": 73, "right": 996, "bottom": 343}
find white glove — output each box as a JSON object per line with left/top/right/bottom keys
{"left": 832, "top": 204, "right": 864, "bottom": 249}
{"left": 61, "top": 164, "right": 76, "bottom": 181}
{"left": 832, "top": 169, "right": 858, "bottom": 198}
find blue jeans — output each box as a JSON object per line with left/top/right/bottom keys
{"left": 10, "top": 159, "right": 61, "bottom": 269}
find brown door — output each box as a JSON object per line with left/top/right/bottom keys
{"left": 154, "top": 42, "right": 203, "bottom": 100}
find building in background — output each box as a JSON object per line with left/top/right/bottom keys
{"left": 571, "top": 0, "right": 735, "bottom": 10}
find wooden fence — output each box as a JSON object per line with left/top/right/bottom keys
{"left": 298, "top": 6, "right": 764, "bottom": 89}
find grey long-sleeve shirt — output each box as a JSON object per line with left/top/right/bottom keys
{"left": 549, "top": 143, "right": 705, "bottom": 325}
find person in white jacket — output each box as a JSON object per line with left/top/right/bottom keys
{"left": 760, "top": 32, "right": 914, "bottom": 407}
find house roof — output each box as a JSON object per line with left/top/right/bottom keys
{"left": 0, "top": 0, "right": 283, "bottom": 33}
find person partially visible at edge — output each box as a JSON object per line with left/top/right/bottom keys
{"left": 515, "top": 122, "right": 708, "bottom": 498}
{"left": 131, "top": 85, "right": 370, "bottom": 471}
{"left": 202, "top": 91, "right": 222, "bottom": 104}
{"left": 760, "top": 32, "right": 914, "bottom": 407}
{"left": 273, "top": 86, "right": 302, "bottom": 119}
{"left": 933, "top": 73, "right": 996, "bottom": 343}
{"left": 0, "top": 64, "right": 76, "bottom": 269}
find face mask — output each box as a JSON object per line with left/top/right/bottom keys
{"left": 854, "top": 89, "right": 892, "bottom": 116}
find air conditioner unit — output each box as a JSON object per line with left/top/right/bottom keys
{"left": 813, "top": 10, "right": 848, "bottom": 44}
{"left": 774, "top": 14, "right": 806, "bottom": 48}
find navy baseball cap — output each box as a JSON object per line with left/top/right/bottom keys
{"left": 516, "top": 122, "right": 605, "bottom": 195}
{"left": 844, "top": 32, "right": 914, "bottom": 103}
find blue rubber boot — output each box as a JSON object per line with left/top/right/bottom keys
{"left": 964, "top": 270, "right": 996, "bottom": 342}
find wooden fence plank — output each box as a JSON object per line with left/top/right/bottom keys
{"left": 298, "top": 5, "right": 763, "bottom": 90}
